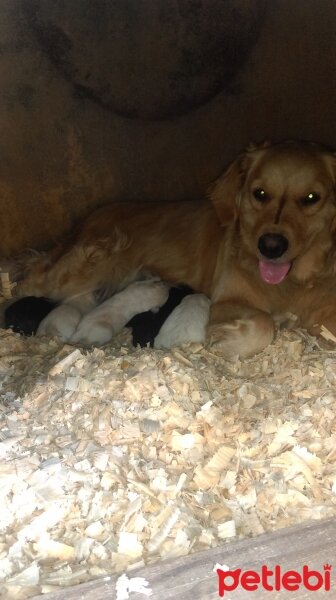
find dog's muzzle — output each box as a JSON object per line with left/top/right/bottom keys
{"left": 257, "top": 233, "right": 291, "bottom": 284}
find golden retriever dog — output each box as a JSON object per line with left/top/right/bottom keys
{"left": 15, "top": 140, "right": 336, "bottom": 358}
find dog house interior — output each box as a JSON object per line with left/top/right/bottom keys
{"left": 1, "top": 1, "right": 336, "bottom": 598}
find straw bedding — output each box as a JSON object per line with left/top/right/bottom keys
{"left": 0, "top": 321, "right": 336, "bottom": 598}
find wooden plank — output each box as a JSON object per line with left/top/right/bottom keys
{"left": 31, "top": 518, "right": 336, "bottom": 600}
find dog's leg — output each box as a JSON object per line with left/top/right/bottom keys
{"left": 15, "top": 246, "right": 107, "bottom": 301}
{"left": 304, "top": 303, "right": 336, "bottom": 339}
{"left": 206, "top": 301, "right": 275, "bottom": 359}
{"left": 15, "top": 233, "right": 138, "bottom": 305}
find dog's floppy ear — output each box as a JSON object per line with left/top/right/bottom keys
{"left": 208, "top": 141, "right": 271, "bottom": 225}
{"left": 208, "top": 154, "right": 247, "bottom": 225}
{"left": 324, "top": 149, "right": 336, "bottom": 187}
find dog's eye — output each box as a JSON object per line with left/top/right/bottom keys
{"left": 301, "top": 192, "right": 320, "bottom": 206}
{"left": 253, "top": 188, "right": 269, "bottom": 202}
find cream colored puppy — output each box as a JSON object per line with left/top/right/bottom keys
{"left": 37, "top": 304, "right": 82, "bottom": 342}
{"left": 154, "top": 294, "right": 210, "bottom": 348}
{"left": 37, "top": 291, "right": 98, "bottom": 342}
{"left": 71, "top": 279, "right": 169, "bottom": 346}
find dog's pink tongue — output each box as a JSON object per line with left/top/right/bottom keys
{"left": 259, "top": 260, "right": 291, "bottom": 284}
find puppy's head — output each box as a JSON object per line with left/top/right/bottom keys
{"left": 209, "top": 140, "right": 336, "bottom": 284}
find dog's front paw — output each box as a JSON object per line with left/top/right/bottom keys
{"left": 125, "top": 280, "right": 169, "bottom": 313}
{"left": 207, "top": 314, "right": 274, "bottom": 360}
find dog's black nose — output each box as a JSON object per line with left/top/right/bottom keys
{"left": 258, "top": 233, "right": 289, "bottom": 259}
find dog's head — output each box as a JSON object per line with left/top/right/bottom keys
{"left": 209, "top": 140, "right": 336, "bottom": 284}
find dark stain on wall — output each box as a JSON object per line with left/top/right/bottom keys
{"left": 23, "top": 0, "right": 268, "bottom": 119}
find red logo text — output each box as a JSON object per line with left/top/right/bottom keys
{"left": 216, "top": 564, "right": 332, "bottom": 596}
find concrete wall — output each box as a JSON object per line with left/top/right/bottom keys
{"left": 1, "top": 0, "right": 336, "bottom": 256}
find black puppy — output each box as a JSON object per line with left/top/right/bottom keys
{"left": 4, "top": 285, "right": 193, "bottom": 342}
{"left": 5, "top": 297, "right": 58, "bottom": 336}
{"left": 126, "top": 284, "right": 194, "bottom": 347}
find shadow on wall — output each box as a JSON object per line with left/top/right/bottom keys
{"left": 0, "top": 0, "right": 336, "bottom": 256}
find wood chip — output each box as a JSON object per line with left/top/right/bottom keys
{"left": 0, "top": 324, "right": 336, "bottom": 597}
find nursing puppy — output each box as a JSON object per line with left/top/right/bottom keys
{"left": 154, "top": 294, "right": 211, "bottom": 349}
{"left": 5, "top": 296, "right": 58, "bottom": 336}
{"left": 15, "top": 140, "right": 336, "bottom": 358}
{"left": 126, "top": 284, "right": 194, "bottom": 347}
{"left": 37, "top": 304, "right": 82, "bottom": 341}
{"left": 70, "top": 279, "right": 169, "bottom": 346}
{"left": 34, "top": 282, "right": 206, "bottom": 348}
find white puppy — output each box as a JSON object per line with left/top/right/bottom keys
{"left": 154, "top": 294, "right": 210, "bottom": 349}
{"left": 37, "top": 304, "right": 82, "bottom": 342}
{"left": 37, "top": 292, "right": 97, "bottom": 342}
{"left": 71, "top": 279, "right": 169, "bottom": 346}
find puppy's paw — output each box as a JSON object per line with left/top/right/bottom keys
{"left": 37, "top": 305, "right": 81, "bottom": 342}
{"left": 71, "top": 320, "right": 113, "bottom": 347}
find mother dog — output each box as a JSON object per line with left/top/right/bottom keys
{"left": 16, "top": 140, "right": 336, "bottom": 358}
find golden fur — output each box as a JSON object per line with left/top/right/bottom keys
{"left": 16, "top": 140, "right": 336, "bottom": 358}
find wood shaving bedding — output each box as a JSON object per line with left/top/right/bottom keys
{"left": 0, "top": 325, "right": 335, "bottom": 598}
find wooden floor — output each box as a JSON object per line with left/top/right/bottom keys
{"left": 31, "top": 518, "right": 336, "bottom": 599}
